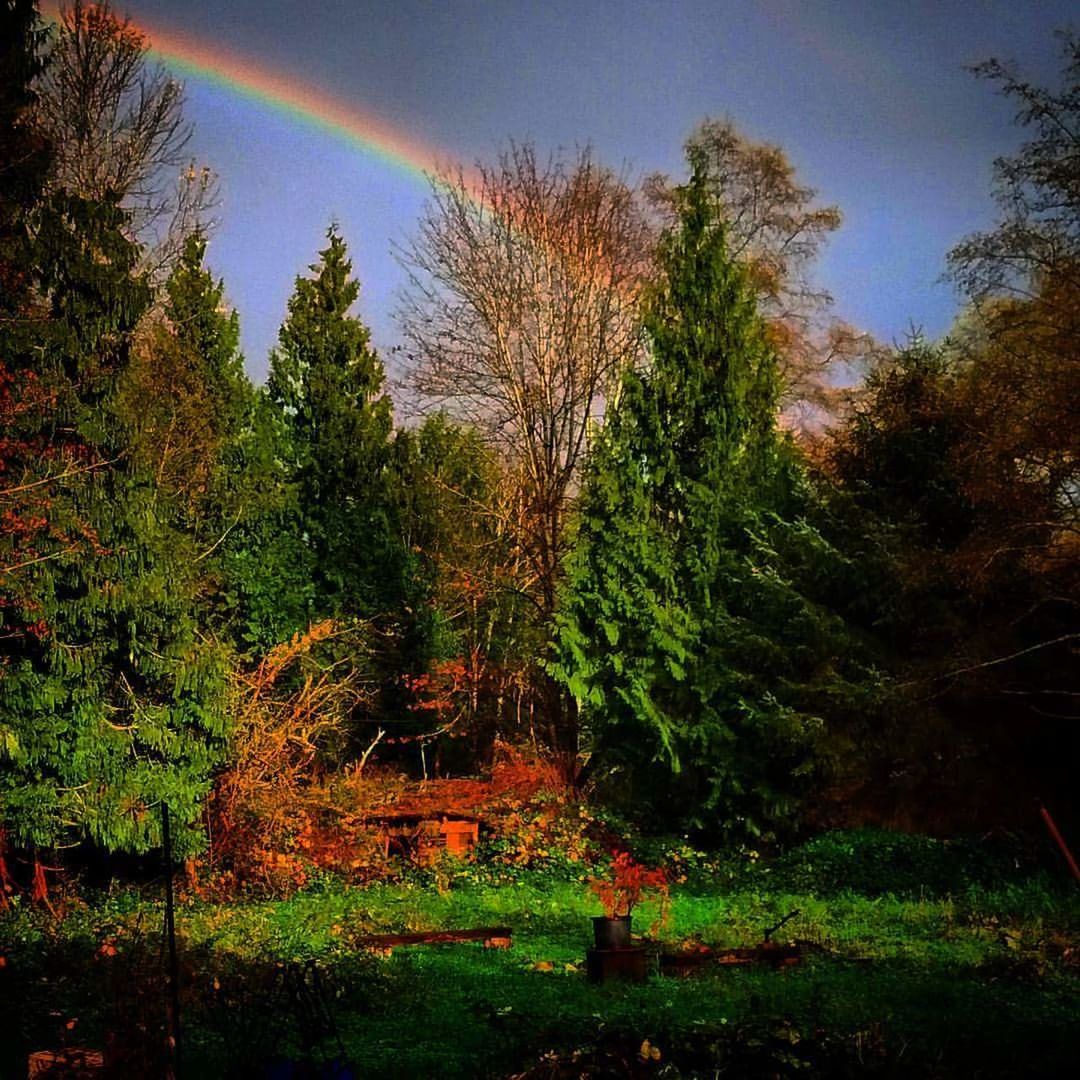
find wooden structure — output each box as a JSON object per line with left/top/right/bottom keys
{"left": 376, "top": 813, "right": 480, "bottom": 863}
{"left": 28, "top": 1050, "right": 104, "bottom": 1077}
{"left": 586, "top": 944, "right": 653, "bottom": 983}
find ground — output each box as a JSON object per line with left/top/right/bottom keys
{"left": 1, "top": 831, "right": 1078, "bottom": 1077}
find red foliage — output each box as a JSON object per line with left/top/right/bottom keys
{"left": 368, "top": 742, "right": 565, "bottom": 821}
{"left": 589, "top": 851, "right": 669, "bottom": 919}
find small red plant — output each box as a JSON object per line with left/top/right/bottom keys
{"left": 589, "top": 851, "right": 669, "bottom": 920}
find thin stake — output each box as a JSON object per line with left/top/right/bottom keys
{"left": 1038, "top": 800, "right": 1080, "bottom": 885}
{"left": 162, "top": 803, "right": 182, "bottom": 1076}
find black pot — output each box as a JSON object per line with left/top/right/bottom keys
{"left": 593, "top": 915, "right": 632, "bottom": 949}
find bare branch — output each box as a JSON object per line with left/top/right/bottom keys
{"left": 398, "top": 143, "right": 652, "bottom": 617}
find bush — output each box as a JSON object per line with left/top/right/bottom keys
{"left": 762, "top": 828, "right": 1044, "bottom": 896}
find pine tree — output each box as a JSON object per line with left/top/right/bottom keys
{"left": 555, "top": 157, "right": 869, "bottom": 840}
{"left": 116, "top": 231, "right": 267, "bottom": 645}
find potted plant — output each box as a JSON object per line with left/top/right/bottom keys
{"left": 588, "top": 851, "right": 669, "bottom": 949}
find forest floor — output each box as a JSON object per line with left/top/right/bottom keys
{"left": 2, "top": 831, "right": 1079, "bottom": 1077}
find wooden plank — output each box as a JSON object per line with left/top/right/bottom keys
{"left": 354, "top": 926, "right": 512, "bottom": 949}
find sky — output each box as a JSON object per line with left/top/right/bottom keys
{"left": 105, "top": 0, "right": 1075, "bottom": 383}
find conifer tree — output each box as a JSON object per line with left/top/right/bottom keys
{"left": 555, "top": 156, "right": 869, "bottom": 839}
{"left": 0, "top": 194, "right": 230, "bottom": 854}
{"left": 254, "top": 227, "right": 430, "bottom": 740}
{"left": 0, "top": 7, "right": 227, "bottom": 855}
{"left": 119, "top": 233, "right": 253, "bottom": 532}
{"left": 1, "top": 0, "right": 65, "bottom": 593}
{"left": 265, "top": 225, "right": 400, "bottom": 621}
{"left": 117, "top": 231, "right": 269, "bottom": 647}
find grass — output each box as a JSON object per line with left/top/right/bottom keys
{"left": 2, "top": 831, "right": 1079, "bottom": 1077}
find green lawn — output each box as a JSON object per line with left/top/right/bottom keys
{"left": 2, "top": 833, "right": 1079, "bottom": 1077}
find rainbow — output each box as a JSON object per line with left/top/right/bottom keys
{"left": 39, "top": 1, "right": 463, "bottom": 190}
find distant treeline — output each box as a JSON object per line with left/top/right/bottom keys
{"left": 1, "top": 2, "right": 1076, "bottom": 872}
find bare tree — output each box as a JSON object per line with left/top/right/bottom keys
{"left": 37, "top": 0, "right": 216, "bottom": 277}
{"left": 645, "top": 118, "right": 874, "bottom": 416}
{"left": 399, "top": 143, "right": 652, "bottom": 620}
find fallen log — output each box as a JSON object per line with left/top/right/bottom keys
{"left": 660, "top": 939, "right": 802, "bottom": 975}
{"left": 353, "top": 926, "right": 512, "bottom": 951}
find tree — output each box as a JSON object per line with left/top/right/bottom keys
{"left": 555, "top": 155, "right": 872, "bottom": 839}
{"left": 0, "top": 0, "right": 75, "bottom": 596}
{"left": 947, "top": 33, "right": 1079, "bottom": 306}
{"left": 645, "top": 118, "right": 875, "bottom": 414}
{"left": 1, "top": 0, "right": 51, "bottom": 295}
{"left": 0, "top": 186, "right": 229, "bottom": 855}
{"left": 398, "top": 413, "right": 541, "bottom": 768}
{"left": 265, "top": 225, "right": 402, "bottom": 621}
{"left": 814, "top": 38, "right": 1080, "bottom": 829}
{"left": 38, "top": 0, "right": 215, "bottom": 279}
{"left": 1, "top": 6, "right": 228, "bottom": 857}
{"left": 118, "top": 232, "right": 253, "bottom": 536}
{"left": 114, "top": 230, "right": 269, "bottom": 658}
{"left": 944, "top": 33, "right": 1079, "bottom": 598}
{"left": 825, "top": 332, "right": 1078, "bottom": 825}
{"left": 399, "top": 143, "right": 652, "bottom": 764}
{"left": 941, "top": 35, "right": 1078, "bottom": 727}
{"left": 399, "top": 142, "right": 652, "bottom": 622}
{"left": 253, "top": 226, "right": 429, "bottom": 746}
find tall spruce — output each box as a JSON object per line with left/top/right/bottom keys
{"left": 555, "top": 156, "right": 868, "bottom": 840}
{"left": 256, "top": 227, "right": 430, "bottom": 738}
{"left": 265, "top": 225, "right": 400, "bottom": 621}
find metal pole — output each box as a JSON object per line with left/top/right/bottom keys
{"left": 162, "top": 803, "right": 182, "bottom": 1076}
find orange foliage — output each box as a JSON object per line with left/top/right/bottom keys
{"left": 199, "top": 621, "right": 379, "bottom": 896}
{"left": 197, "top": 720, "right": 583, "bottom": 897}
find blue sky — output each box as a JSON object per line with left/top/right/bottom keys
{"left": 124, "top": 0, "right": 1075, "bottom": 383}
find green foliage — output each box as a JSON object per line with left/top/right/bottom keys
{"left": 555, "top": 156, "right": 876, "bottom": 841}
{"left": 830, "top": 340, "right": 972, "bottom": 550}
{"left": 825, "top": 328, "right": 1079, "bottom": 825}
{"left": 0, "top": 14, "right": 229, "bottom": 861}
{"left": 761, "top": 828, "right": 1046, "bottom": 898}
{"left": 0, "top": 0, "right": 51, "bottom": 298}
{"left": 241, "top": 226, "right": 434, "bottom": 739}
{"left": 115, "top": 232, "right": 261, "bottom": 629}
{"left": 263, "top": 224, "right": 401, "bottom": 622}
{"left": 0, "top": 196, "right": 229, "bottom": 855}
{"left": 394, "top": 413, "right": 546, "bottom": 757}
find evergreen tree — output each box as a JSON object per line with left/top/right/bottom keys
{"left": 251, "top": 226, "right": 431, "bottom": 740}
{"left": 0, "top": 11, "right": 228, "bottom": 854}
{"left": 116, "top": 231, "right": 265, "bottom": 642}
{"left": 117, "top": 233, "right": 252, "bottom": 528}
{"left": 264, "top": 225, "right": 400, "bottom": 621}
{"left": 0, "top": 0, "right": 50, "bottom": 306}
{"left": 555, "top": 158, "right": 871, "bottom": 840}
{"left": 1, "top": 0, "right": 67, "bottom": 594}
